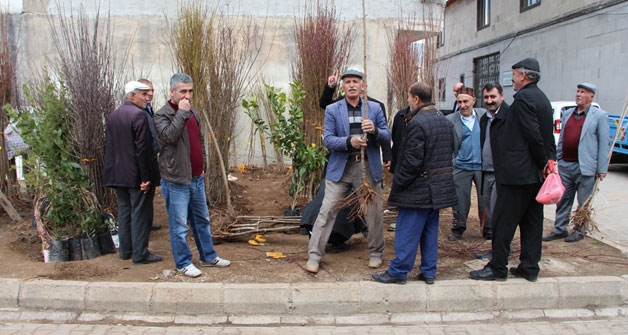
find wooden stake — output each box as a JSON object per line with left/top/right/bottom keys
{"left": 0, "top": 188, "right": 22, "bottom": 221}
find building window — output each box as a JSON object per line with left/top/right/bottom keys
{"left": 477, "top": 0, "right": 490, "bottom": 30}
{"left": 473, "top": 53, "right": 500, "bottom": 108}
{"left": 520, "top": 0, "right": 540, "bottom": 12}
{"left": 438, "top": 78, "right": 446, "bottom": 101}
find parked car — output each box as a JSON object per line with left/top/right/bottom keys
{"left": 551, "top": 101, "right": 601, "bottom": 144}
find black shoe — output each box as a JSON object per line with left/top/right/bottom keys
{"left": 133, "top": 253, "right": 163, "bottom": 265}
{"left": 151, "top": 224, "right": 162, "bottom": 230}
{"left": 542, "top": 231, "right": 568, "bottom": 242}
{"left": 447, "top": 233, "right": 462, "bottom": 241}
{"left": 330, "top": 243, "right": 351, "bottom": 253}
{"left": 509, "top": 266, "right": 538, "bottom": 282}
{"left": 120, "top": 254, "right": 131, "bottom": 261}
{"left": 475, "top": 250, "right": 492, "bottom": 260}
{"left": 372, "top": 272, "right": 406, "bottom": 285}
{"left": 482, "top": 233, "right": 492, "bottom": 240}
{"left": 418, "top": 273, "right": 435, "bottom": 285}
{"left": 565, "top": 230, "right": 584, "bottom": 243}
{"left": 469, "top": 266, "right": 506, "bottom": 281}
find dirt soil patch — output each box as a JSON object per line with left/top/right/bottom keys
{"left": 1, "top": 168, "right": 627, "bottom": 283}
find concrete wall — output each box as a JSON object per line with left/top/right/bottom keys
{"left": 4, "top": 0, "right": 443, "bottom": 166}
{"left": 444, "top": 0, "right": 610, "bottom": 53}
{"left": 438, "top": 0, "right": 628, "bottom": 115}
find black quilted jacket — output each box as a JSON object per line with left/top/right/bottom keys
{"left": 388, "top": 104, "right": 456, "bottom": 209}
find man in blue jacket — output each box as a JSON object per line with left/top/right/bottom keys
{"left": 305, "top": 69, "right": 391, "bottom": 273}
{"left": 543, "top": 82, "right": 609, "bottom": 243}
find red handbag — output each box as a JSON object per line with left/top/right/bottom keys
{"left": 536, "top": 160, "right": 565, "bottom": 205}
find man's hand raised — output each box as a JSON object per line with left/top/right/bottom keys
{"left": 178, "top": 98, "right": 191, "bottom": 111}
{"left": 327, "top": 70, "right": 339, "bottom": 88}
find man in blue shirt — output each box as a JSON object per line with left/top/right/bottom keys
{"left": 446, "top": 87, "right": 486, "bottom": 241}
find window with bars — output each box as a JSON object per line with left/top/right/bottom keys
{"left": 473, "top": 53, "right": 500, "bottom": 108}
{"left": 520, "top": 0, "right": 541, "bottom": 12}
{"left": 477, "top": 0, "right": 490, "bottom": 30}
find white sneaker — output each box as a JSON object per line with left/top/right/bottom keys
{"left": 305, "top": 259, "right": 319, "bottom": 273}
{"left": 368, "top": 257, "right": 383, "bottom": 269}
{"left": 177, "top": 264, "right": 202, "bottom": 278}
{"left": 200, "top": 256, "right": 231, "bottom": 267}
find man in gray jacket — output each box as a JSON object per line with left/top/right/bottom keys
{"left": 446, "top": 87, "right": 486, "bottom": 241}
{"left": 542, "top": 82, "right": 610, "bottom": 243}
{"left": 154, "top": 73, "right": 230, "bottom": 278}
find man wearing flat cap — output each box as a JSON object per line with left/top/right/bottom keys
{"left": 543, "top": 82, "right": 609, "bottom": 243}
{"left": 103, "top": 81, "right": 162, "bottom": 265}
{"left": 306, "top": 69, "right": 391, "bottom": 273}
{"left": 319, "top": 69, "right": 393, "bottom": 168}
{"left": 470, "top": 57, "right": 555, "bottom": 282}
{"left": 446, "top": 87, "right": 486, "bottom": 241}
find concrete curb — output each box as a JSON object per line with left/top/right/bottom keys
{"left": 1, "top": 275, "right": 627, "bottom": 325}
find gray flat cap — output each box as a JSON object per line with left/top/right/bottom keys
{"left": 577, "top": 82, "right": 597, "bottom": 94}
{"left": 340, "top": 69, "right": 364, "bottom": 80}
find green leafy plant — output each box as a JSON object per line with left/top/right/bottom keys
{"left": 243, "top": 82, "right": 327, "bottom": 209}
{"left": 6, "top": 79, "right": 102, "bottom": 240}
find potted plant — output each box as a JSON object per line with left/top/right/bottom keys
{"left": 6, "top": 79, "right": 105, "bottom": 261}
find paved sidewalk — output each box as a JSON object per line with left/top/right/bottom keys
{"left": 2, "top": 275, "right": 628, "bottom": 326}
{"left": 3, "top": 318, "right": 628, "bottom": 334}
{"left": 1, "top": 166, "right": 626, "bottom": 329}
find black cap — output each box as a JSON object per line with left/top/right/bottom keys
{"left": 511, "top": 58, "right": 540, "bottom": 72}
{"left": 340, "top": 69, "right": 364, "bottom": 80}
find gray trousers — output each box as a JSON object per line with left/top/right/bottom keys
{"left": 116, "top": 187, "right": 154, "bottom": 263}
{"left": 481, "top": 171, "right": 497, "bottom": 236}
{"left": 308, "top": 161, "right": 384, "bottom": 262}
{"left": 552, "top": 160, "right": 596, "bottom": 235}
{"left": 451, "top": 168, "right": 485, "bottom": 235}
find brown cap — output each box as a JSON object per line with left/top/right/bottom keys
{"left": 456, "top": 87, "right": 475, "bottom": 98}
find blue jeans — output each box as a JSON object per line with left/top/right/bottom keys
{"left": 161, "top": 176, "right": 218, "bottom": 269}
{"left": 387, "top": 208, "right": 439, "bottom": 280}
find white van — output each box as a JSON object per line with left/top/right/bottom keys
{"left": 550, "top": 101, "right": 601, "bottom": 144}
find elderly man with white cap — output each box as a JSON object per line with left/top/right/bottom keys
{"left": 103, "top": 81, "right": 162, "bottom": 265}
{"left": 543, "top": 82, "right": 610, "bottom": 243}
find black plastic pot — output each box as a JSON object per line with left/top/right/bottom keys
{"left": 47, "top": 239, "right": 69, "bottom": 262}
{"left": 68, "top": 238, "right": 83, "bottom": 261}
{"left": 81, "top": 236, "right": 101, "bottom": 260}
{"left": 97, "top": 231, "right": 116, "bottom": 255}
{"left": 285, "top": 206, "right": 301, "bottom": 217}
